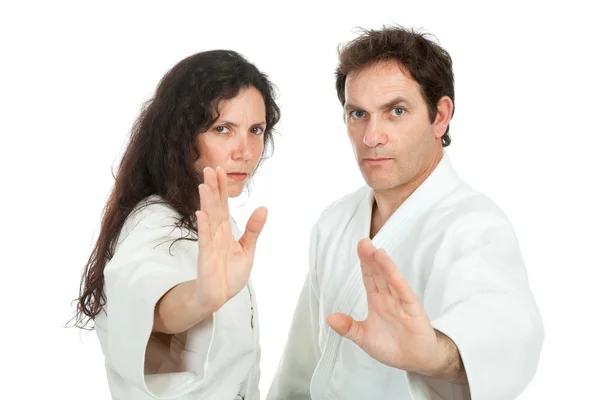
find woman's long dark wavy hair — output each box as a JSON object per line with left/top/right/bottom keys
{"left": 71, "top": 50, "right": 281, "bottom": 330}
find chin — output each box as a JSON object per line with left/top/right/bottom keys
{"left": 367, "top": 182, "right": 396, "bottom": 191}
{"left": 361, "top": 171, "right": 392, "bottom": 190}
{"left": 227, "top": 184, "right": 245, "bottom": 198}
{"left": 365, "top": 175, "right": 407, "bottom": 191}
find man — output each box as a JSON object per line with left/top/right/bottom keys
{"left": 267, "top": 25, "right": 544, "bottom": 400}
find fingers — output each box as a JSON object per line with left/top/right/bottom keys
{"left": 200, "top": 167, "right": 230, "bottom": 235}
{"left": 357, "top": 239, "right": 377, "bottom": 293}
{"left": 327, "top": 313, "right": 365, "bottom": 346}
{"left": 373, "top": 248, "right": 422, "bottom": 317}
{"left": 195, "top": 210, "right": 210, "bottom": 251}
{"left": 358, "top": 241, "right": 421, "bottom": 317}
{"left": 238, "top": 206, "right": 268, "bottom": 256}
{"left": 357, "top": 238, "right": 391, "bottom": 295}
{"left": 216, "top": 166, "right": 230, "bottom": 222}
{"left": 203, "top": 167, "right": 220, "bottom": 205}
{"left": 198, "top": 182, "right": 217, "bottom": 235}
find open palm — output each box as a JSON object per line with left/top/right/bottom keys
{"left": 193, "top": 166, "right": 267, "bottom": 314}
{"left": 327, "top": 238, "right": 440, "bottom": 374}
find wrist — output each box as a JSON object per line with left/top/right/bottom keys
{"left": 416, "top": 330, "right": 451, "bottom": 377}
{"left": 185, "top": 282, "right": 217, "bottom": 322}
{"left": 419, "top": 330, "right": 467, "bottom": 384}
{"left": 154, "top": 281, "right": 213, "bottom": 334}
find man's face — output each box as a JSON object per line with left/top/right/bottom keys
{"left": 344, "top": 60, "right": 449, "bottom": 192}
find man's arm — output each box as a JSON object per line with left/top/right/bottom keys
{"left": 425, "top": 330, "right": 467, "bottom": 384}
{"left": 420, "top": 214, "right": 545, "bottom": 398}
{"left": 327, "top": 230, "right": 544, "bottom": 398}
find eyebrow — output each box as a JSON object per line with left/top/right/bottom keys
{"left": 215, "top": 120, "right": 267, "bottom": 127}
{"left": 380, "top": 96, "right": 412, "bottom": 110}
{"left": 344, "top": 96, "right": 412, "bottom": 112}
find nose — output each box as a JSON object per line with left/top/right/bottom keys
{"left": 232, "top": 133, "right": 251, "bottom": 161}
{"left": 362, "top": 117, "right": 387, "bottom": 148}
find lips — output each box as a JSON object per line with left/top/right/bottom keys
{"left": 363, "top": 157, "right": 392, "bottom": 166}
{"left": 227, "top": 173, "right": 248, "bottom": 181}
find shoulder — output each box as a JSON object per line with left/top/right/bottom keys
{"left": 443, "top": 183, "right": 513, "bottom": 229}
{"left": 127, "top": 195, "right": 180, "bottom": 226}
{"left": 313, "top": 185, "right": 369, "bottom": 228}
{"left": 116, "top": 195, "right": 195, "bottom": 249}
{"left": 427, "top": 153, "right": 514, "bottom": 232}
{"left": 427, "top": 183, "right": 522, "bottom": 258}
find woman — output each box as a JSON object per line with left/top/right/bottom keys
{"left": 74, "top": 49, "right": 281, "bottom": 399}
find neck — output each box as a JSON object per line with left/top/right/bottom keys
{"left": 370, "top": 149, "right": 443, "bottom": 238}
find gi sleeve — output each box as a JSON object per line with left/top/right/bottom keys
{"left": 408, "top": 212, "right": 545, "bottom": 400}
{"left": 103, "top": 204, "right": 216, "bottom": 398}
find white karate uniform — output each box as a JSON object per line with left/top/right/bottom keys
{"left": 268, "top": 152, "right": 544, "bottom": 400}
{"left": 94, "top": 196, "right": 260, "bottom": 400}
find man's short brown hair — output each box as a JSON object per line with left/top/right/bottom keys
{"left": 336, "top": 25, "right": 455, "bottom": 146}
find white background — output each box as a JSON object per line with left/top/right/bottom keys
{"left": 1, "top": 0, "right": 598, "bottom": 398}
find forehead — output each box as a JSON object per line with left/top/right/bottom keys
{"left": 216, "top": 86, "right": 266, "bottom": 118}
{"left": 344, "top": 60, "right": 423, "bottom": 106}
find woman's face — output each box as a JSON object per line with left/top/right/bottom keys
{"left": 195, "top": 86, "right": 267, "bottom": 198}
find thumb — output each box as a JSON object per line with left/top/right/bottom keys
{"left": 327, "top": 313, "right": 365, "bottom": 345}
{"left": 238, "top": 206, "right": 268, "bottom": 255}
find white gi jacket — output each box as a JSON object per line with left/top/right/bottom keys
{"left": 268, "top": 152, "right": 544, "bottom": 400}
{"left": 95, "top": 196, "right": 260, "bottom": 400}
